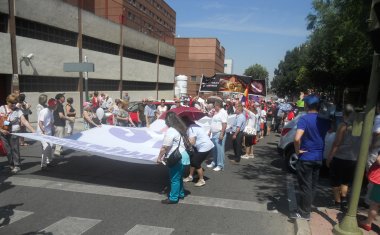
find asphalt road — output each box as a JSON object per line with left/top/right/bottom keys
{"left": 0, "top": 131, "right": 295, "bottom": 235}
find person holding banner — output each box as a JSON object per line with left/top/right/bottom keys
{"left": 157, "top": 112, "right": 190, "bottom": 204}
{"left": 230, "top": 104, "right": 246, "bottom": 164}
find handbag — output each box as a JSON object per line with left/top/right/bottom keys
{"left": 243, "top": 119, "right": 256, "bottom": 136}
{"left": 165, "top": 136, "right": 182, "bottom": 167}
{"left": 368, "top": 163, "right": 380, "bottom": 185}
{"left": 0, "top": 138, "right": 8, "bottom": 156}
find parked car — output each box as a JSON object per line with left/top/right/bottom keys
{"left": 127, "top": 101, "right": 175, "bottom": 124}
{"left": 277, "top": 112, "right": 337, "bottom": 173}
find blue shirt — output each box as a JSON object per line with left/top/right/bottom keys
{"left": 232, "top": 113, "right": 246, "bottom": 132}
{"left": 297, "top": 113, "right": 331, "bottom": 161}
{"left": 144, "top": 104, "right": 156, "bottom": 117}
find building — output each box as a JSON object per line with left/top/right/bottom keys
{"left": 64, "top": 0, "right": 176, "bottom": 45}
{"left": 0, "top": 0, "right": 176, "bottom": 122}
{"left": 174, "top": 38, "right": 225, "bottom": 97}
{"left": 224, "top": 59, "right": 233, "bottom": 74}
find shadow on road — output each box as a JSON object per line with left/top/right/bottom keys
{"left": 0, "top": 203, "right": 23, "bottom": 227}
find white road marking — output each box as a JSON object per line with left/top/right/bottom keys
{"left": 0, "top": 209, "right": 33, "bottom": 228}
{"left": 39, "top": 216, "right": 101, "bottom": 235}
{"left": 286, "top": 174, "right": 298, "bottom": 213}
{"left": 6, "top": 176, "right": 278, "bottom": 214}
{"left": 125, "top": 224, "right": 174, "bottom": 235}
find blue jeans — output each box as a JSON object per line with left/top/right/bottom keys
{"left": 168, "top": 161, "right": 185, "bottom": 201}
{"left": 211, "top": 132, "right": 226, "bottom": 168}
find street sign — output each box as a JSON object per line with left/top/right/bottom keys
{"left": 63, "top": 62, "right": 95, "bottom": 72}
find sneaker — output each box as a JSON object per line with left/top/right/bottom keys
{"left": 183, "top": 176, "right": 193, "bottom": 182}
{"left": 194, "top": 179, "right": 206, "bottom": 187}
{"left": 241, "top": 155, "right": 250, "bottom": 159}
{"left": 206, "top": 162, "right": 215, "bottom": 168}
{"left": 213, "top": 166, "right": 223, "bottom": 172}
{"left": 11, "top": 166, "right": 21, "bottom": 174}
{"left": 289, "top": 212, "right": 310, "bottom": 221}
{"left": 249, "top": 154, "right": 255, "bottom": 159}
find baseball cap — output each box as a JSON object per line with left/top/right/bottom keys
{"left": 47, "top": 98, "right": 57, "bottom": 107}
{"left": 303, "top": 95, "right": 320, "bottom": 105}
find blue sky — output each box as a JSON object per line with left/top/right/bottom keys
{"left": 166, "top": 0, "right": 314, "bottom": 80}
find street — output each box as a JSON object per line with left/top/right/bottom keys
{"left": 0, "top": 132, "right": 295, "bottom": 235}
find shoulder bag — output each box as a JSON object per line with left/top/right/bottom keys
{"left": 165, "top": 136, "right": 182, "bottom": 167}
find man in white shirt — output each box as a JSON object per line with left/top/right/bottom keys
{"left": 207, "top": 100, "right": 228, "bottom": 171}
{"left": 38, "top": 98, "right": 58, "bottom": 170}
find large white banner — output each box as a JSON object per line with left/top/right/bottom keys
{"left": 14, "top": 115, "right": 237, "bottom": 164}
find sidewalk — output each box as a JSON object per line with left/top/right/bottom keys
{"left": 296, "top": 206, "right": 380, "bottom": 235}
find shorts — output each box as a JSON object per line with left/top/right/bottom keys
{"left": 330, "top": 158, "right": 357, "bottom": 187}
{"left": 190, "top": 149, "right": 212, "bottom": 169}
{"left": 244, "top": 135, "right": 254, "bottom": 147}
{"left": 370, "top": 183, "right": 380, "bottom": 203}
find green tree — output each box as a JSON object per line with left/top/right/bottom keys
{"left": 244, "top": 64, "right": 269, "bottom": 89}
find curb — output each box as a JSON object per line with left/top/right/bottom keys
{"left": 295, "top": 220, "right": 311, "bottom": 235}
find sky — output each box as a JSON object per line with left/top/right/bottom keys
{"left": 165, "top": 0, "right": 314, "bottom": 81}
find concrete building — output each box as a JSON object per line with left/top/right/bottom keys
{"left": 224, "top": 59, "right": 233, "bottom": 74}
{"left": 64, "top": 0, "right": 176, "bottom": 45}
{"left": 174, "top": 38, "right": 225, "bottom": 97}
{"left": 0, "top": 0, "right": 176, "bottom": 122}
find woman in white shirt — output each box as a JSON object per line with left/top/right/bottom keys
{"left": 156, "top": 99, "right": 168, "bottom": 118}
{"left": 157, "top": 112, "right": 190, "bottom": 204}
{"left": 182, "top": 116, "right": 215, "bottom": 187}
{"left": 243, "top": 105, "right": 259, "bottom": 158}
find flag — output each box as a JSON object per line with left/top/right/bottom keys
{"left": 243, "top": 84, "right": 249, "bottom": 108}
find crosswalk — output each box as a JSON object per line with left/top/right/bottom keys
{"left": 0, "top": 209, "right": 227, "bottom": 235}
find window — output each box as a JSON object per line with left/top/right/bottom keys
{"left": 123, "top": 81, "right": 156, "bottom": 90}
{"left": 16, "top": 17, "right": 77, "bottom": 47}
{"left": 87, "top": 79, "right": 119, "bottom": 91}
{"left": 224, "top": 64, "right": 227, "bottom": 67}
{"left": 123, "top": 47, "right": 157, "bottom": 63}
{"left": 158, "top": 83, "right": 173, "bottom": 90}
{"left": 83, "top": 35, "right": 119, "bottom": 55}
{"left": 159, "top": 56, "right": 174, "bottom": 67}
{"left": 191, "top": 76, "right": 196, "bottom": 82}
{"left": 0, "top": 13, "right": 8, "bottom": 33}
{"left": 20, "top": 75, "right": 79, "bottom": 92}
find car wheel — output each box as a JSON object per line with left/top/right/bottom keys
{"left": 285, "top": 147, "right": 298, "bottom": 173}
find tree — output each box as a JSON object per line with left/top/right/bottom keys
{"left": 244, "top": 64, "right": 269, "bottom": 89}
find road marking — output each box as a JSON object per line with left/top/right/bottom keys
{"left": 39, "top": 216, "right": 101, "bottom": 235}
{"left": 0, "top": 209, "right": 33, "bottom": 228}
{"left": 6, "top": 176, "right": 277, "bottom": 214}
{"left": 286, "top": 174, "right": 298, "bottom": 213}
{"left": 125, "top": 224, "right": 174, "bottom": 235}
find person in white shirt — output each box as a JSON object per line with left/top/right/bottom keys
{"left": 207, "top": 100, "right": 227, "bottom": 171}
{"left": 182, "top": 116, "right": 215, "bottom": 187}
{"left": 260, "top": 105, "right": 267, "bottom": 138}
{"left": 156, "top": 99, "right": 168, "bottom": 117}
{"left": 38, "top": 98, "right": 58, "bottom": 170}
{"left": 242, "top": 105, "right": 259, "bottom": 159}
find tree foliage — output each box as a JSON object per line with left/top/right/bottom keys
{"left": 244, "top": 64, "right": 269, "bottom": 90}
{"left": 271, "top": 0, "right": 373, "bottom": 99}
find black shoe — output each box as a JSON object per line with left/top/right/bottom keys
{"left": 161, "top": 199, "right": 178, "bottom": 204}
{"left": 289, "top": 211, "right": 310, "bottom": 221}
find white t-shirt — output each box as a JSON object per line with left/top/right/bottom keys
{"left": 37, "top": 107, "right": 55, "bottom": 135}
{"left": 157, "top": 105, "right": 167, "bottom": 116}
{"left": 187, "top": 124, "right": 214, "bottom": 152}
{"left": 372, "top": 114, "right": 380, "bottom": 133}
{"left": 0, "top": 105, "right": 23, "bottom": 132}
{"left": 210, "top": 108, "right": 228, "bottom": 133}
{"left": 162, "top": 127, "right": 186, "bottom": 155}
{"left": 245, "top": 110, "right": 259, "bottom": 130}
{"left": 260, "top": 110, "right": 267, "bottom": 123}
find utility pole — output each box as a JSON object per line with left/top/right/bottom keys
{"left": 8, "top": 0, "right": 19, "bottom": 92}
{"left": 333, "top": 1, "right": 380, "bottom": 234}
{"left": 78, "top": 0, "right": 84, "bottom": 115}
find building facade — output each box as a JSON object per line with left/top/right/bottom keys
{"left": 224, "top": 59, "right": 233, "bottom": 74}
{"left": 0, "top": 0, "right": 176, "bottom": 122}
{"left": 174, "top": 38, "right": 225, "bottom": 97}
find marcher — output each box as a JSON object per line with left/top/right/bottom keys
{"left": 291, "top": 95, "right": 331, "bottom": 220}
{"left": 207, "top": 100, "right": 227, "bottom": 171}
{"left": 171, "top": 98, "right": 182, "bottom": 110}
{"left": 123, "top": 92, "right": 130, "bottom": 102}
{"left": 65, "top": 97, "right": 76, "bottom": 135}
{"left": 114, "top": 100, "right": 136, "bottom": 127}
{"left": 0, "top": 94, "right": 35, "bottom": 173}
{"left": 326, "top": 104, "right": 360, "bottom": 212}
{"left": 91, "top": 91, "right": 100, "bottom": 111}
{"left": 17, "top": 93, "right": 32, "bottom": 146}
{"left": 138, "top": 99, "right": 147, "bottom": 127}
{"left": 182, "top": 116, "right": 214, "bottom": 187}
{"left": 242, "top": 104, "right": 259, "bottom": 159}
{"left": 36, "top": 94, "right": 47, "bottom": 121}
{"left": 83, "top": 102, "right": 101, "bottom": 130}
{"left": 230, "top": 104, "right": 246, "bottom": 164}
{"left": 53, "top": 93, "right": 74, "bottom": 156}
{"left": 156, "top": 99, "right": 168, "bottom": 117}
{"left": 156, "top": 112, "right": 190, "bottom": 204}
{"left": 144, "top": 98, "right": 156, "bottom": 128}
{"left": 38, "top": 98, "right": 58, "bottom": 170}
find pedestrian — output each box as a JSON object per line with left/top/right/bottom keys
{"left": 83, "top": 102, "right": 101, "bottom": 130}
{"left": 156, "top": 99, "right": 168, "bottom": 117}
{"left": 17, "top": 93, "right": 32, "bottom": 146}
{"left": 144, "top": 98, "right": 156, "bottom": 128}
{"left": 326, "top": 104, "right": 360, "bottom": 212}
{"left": 359, "top": 152, "right": 380, "bottom": 231}
{"left": 242, "top": 104, "right": 259, "bottom": 159}
{"left": 65, "top": 97, "right": 76, "bottom": 135}
{"left": 260, "top": 104, "right": 267, "bottom": 137}
{"left": 114, "top": 100, "right": 136, "bottom": 127}
{"left": 0, "top": 94, "right": 35, "bottom": 173}
{"left": 230, "top": 104, "right": 247, "bottom": 164}
{"left": 123, "top": 92, "right": 130, "bottom": 102}
{"left": 291, "top": 95, "right": 331, "bottom": 220}
{"left": 182, "top": 116, "right": 214, "bottom": 187}
{"left": 156, "top": 112, "right": 190, "bottom": 204}
{"left": 207, "top": 100, "right": 227, "bottom": 171}
{"left": 138, "top": 99, "right": 147, "bottom": 127}
{"left": 53, "top": 93, "right": 74, "bottom": 156}
{"left": 171, "top": 98, "right": 181, "bottom": 110}
{"left": 91, "top": 91, "right": 100, "bottom": 111}
{"left": 36, "top": 94, "right": 47, "bottom": 121}
{"left": 38, "top": 98, "right": 58, "bottom": 170}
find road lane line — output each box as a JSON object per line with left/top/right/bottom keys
{"left": 0, "top": 209, "right": 33, "bottom": 228}
{"left": 125, "top": 224, "right": 174, "bottom": 235}
{"left": 286, "top": 174, "right": 298, "bottom": 213}
{"left": 39, "top": 216, "right": 101, "bottom": 235}
{"left": 6, "top": 176, "right": 278, "bottom": 214}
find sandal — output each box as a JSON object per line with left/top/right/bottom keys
{"left": 358, "top": 222, "right": 372, "bottom": 231}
